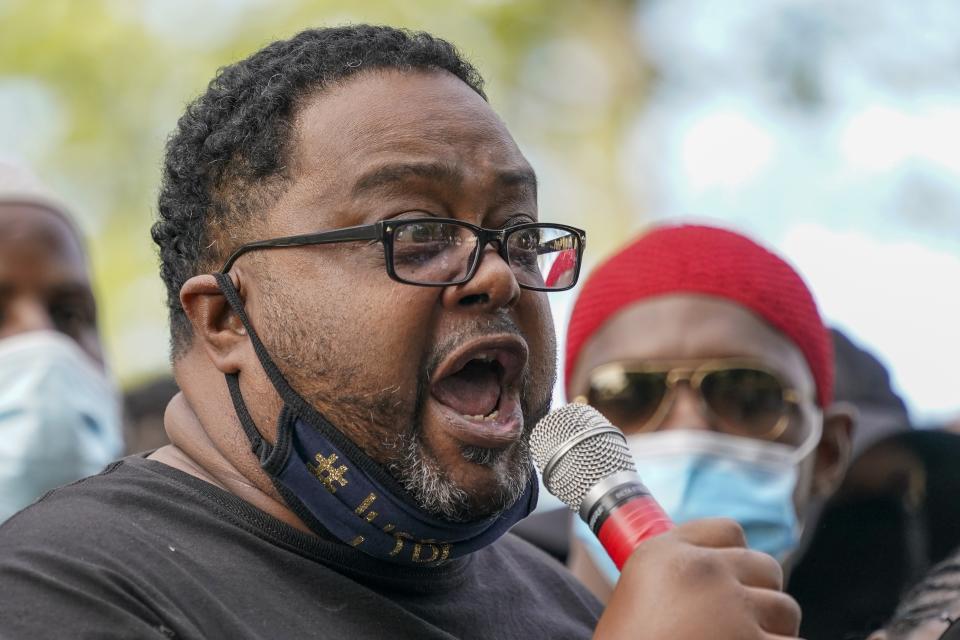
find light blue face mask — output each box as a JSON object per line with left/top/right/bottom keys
{"left": 574, "top": 424, "right": 821, "bottom": 585}
{"left": 0, "top": 331, "right": 123, "bottom": 522}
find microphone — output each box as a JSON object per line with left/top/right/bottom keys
{"left": 530, "top": 402, "right": 673, "bottom": 570}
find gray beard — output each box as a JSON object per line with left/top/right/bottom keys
{"left": 381, "top": 317, "right": 548, "bottom": 523}
{"left": 258, "top": 275, "right": 549, "bottom": 522}
{"left": 386, "top": 422, "right": 535, "bottom": 523}
{"left": 277, "top": 367, "right": 532, "bottom": 522}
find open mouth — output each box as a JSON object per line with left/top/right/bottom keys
{"left": 428, "top": 335, "right": 528, "bottom": 448}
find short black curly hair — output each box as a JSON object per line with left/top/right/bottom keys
{"left": 152, "top": 25, "right": 486, "bottom": 358}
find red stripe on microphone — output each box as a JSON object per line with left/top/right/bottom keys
{"left": 596, "top": 496, "right": 673, "bottom": 569}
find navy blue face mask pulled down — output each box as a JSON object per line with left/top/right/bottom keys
{"left": 213, "top": 273, "right": 538, "bottom": 566}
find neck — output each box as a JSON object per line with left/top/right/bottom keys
{"left": 149, "top": 386, "right": 313, "bottom": 536}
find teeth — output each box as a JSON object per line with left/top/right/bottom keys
{"left": 463, "top": 410, "right": 499, "bottom": 421}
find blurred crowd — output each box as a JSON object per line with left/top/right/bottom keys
{"left": 1, "top": 55, "right": 959, "bottom": 640}
{"left": 510, "top": 224, "right": 960, "bottom": 639}
{"left": 0, "top": 161, "right": 173, "bottom": 521}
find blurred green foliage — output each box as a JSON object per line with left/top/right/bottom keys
{"left": 0, "top": 0, "right": 650, "bottom": 384}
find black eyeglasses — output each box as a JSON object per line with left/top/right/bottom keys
{"left": 219, "top": 217, "right": 586, "bottom": 291}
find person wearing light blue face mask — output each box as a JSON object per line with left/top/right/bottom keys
{"left": 561, "top": 224, "right": 856, "bottom": 601}
{"left": 0, "top": 161, "right": 123, "bottom": 523}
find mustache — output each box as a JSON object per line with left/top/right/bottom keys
{"left": 391, "top": 313, "right": 550, "bottom": 521}
{"left": 405, "top": 313, "right": 532, "bottom": 444}
{"left": 422, "top": 313, "right": 528, "bottom": 383}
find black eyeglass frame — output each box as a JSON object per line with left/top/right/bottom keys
{"left": 218, "top": 217, "right": 586, "bottom": 292}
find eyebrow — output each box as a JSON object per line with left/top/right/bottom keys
{"left": 351, "top": 161, "right": 537, "bottom": 197}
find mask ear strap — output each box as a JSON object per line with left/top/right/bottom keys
{"left": 213, "top": 271, "right": 309, "bottom": 417}
{"left": 224, "top": 372, "right": 269, "bottom": 462}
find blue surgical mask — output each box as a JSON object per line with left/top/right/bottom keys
{"left": 0, "top": 331, "right": 123, "bottom": 522}
{"left": 574, "top": 425, "right": 820, "bottom": 584}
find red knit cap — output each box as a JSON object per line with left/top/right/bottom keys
{"left": 565, "top": 224, "right": 834, "bottom": 407}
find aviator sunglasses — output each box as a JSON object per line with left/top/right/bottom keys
{"left": 577, "top": 359, "right": 805, "bottom": 441}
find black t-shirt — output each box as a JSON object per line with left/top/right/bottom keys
{"left": 0, "top": 456, "right": 601, "bottom": 639}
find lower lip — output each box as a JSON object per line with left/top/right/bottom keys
{"left": 426, "top": 390, "right": 525, "bottom": 449}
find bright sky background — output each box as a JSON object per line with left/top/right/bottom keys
{"left": 1, "top": 0, "right": 955, "bottom": 425}
{"left": 604, "top": 0, "right": 959, "bottom": 424}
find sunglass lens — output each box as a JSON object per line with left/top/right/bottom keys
{"left": 588, "top": 369, "right": 669, "bottom": 430}
{"left": 700, "top": 368, "right": 787, "bottom": 437}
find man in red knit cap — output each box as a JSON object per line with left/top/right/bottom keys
{"left": 564, "top": 223, "right": 855, "bottom": 601}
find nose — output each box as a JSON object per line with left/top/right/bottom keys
{"left": 440, "top": 244, "right": 521, "bottom": 311}
{"left": 0, "top": 296, "right": 55, "bottom": 339}
{"left": 658, "top": 381, "right": 712, "bottom": 432}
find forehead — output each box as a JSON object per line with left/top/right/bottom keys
{"left": 0, "top": 203, "right": 86, "bottom": 274}
{"left": 270, "top": 69, "right": 533, "bottom": 232}
{"left": 574, "top": 294, "right": 815, "bottom": 392}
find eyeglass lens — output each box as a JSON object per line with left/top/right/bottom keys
{"left": 587, "top": 366, "right": 789, "bottom": 438}
{"left": 392, "top": 222, "right": 476, "bottom": 285}
{"left": 390, "top": 220, "right": 579, "bottom": 289}
{"left": 506, "top": 225, "right": 579, "bottom": 289}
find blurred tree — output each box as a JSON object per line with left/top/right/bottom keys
{"left": 0, "top": 0, "right": 651, "bottom": 384}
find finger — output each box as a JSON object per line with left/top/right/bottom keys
{"left": 719, "top": 547, "right": 784, "bottom": 590}
{"left": 674, "top": 517, "right": 748, "bottom": 549}
{"left": 747, "top": 587, "right": 802, "bottom": 637}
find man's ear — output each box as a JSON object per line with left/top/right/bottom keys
{"left": 812, "top": 402, "right": 857, "bottom": 498}
{"left": 180, "top": 273, "right": 248, "bottom": 374}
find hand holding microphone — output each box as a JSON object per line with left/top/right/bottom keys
{"left": 532, "top": 404, "right": 802, "bottom": 639}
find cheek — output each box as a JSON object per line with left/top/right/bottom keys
{"left": 522, "top": 295, "right": 557, "bottom": 382}
{"left": 320, "top": 276, "right": 438, "bottom": 390}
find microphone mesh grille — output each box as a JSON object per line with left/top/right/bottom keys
{"left": 530, "top": 403, "right": 636, "bottom": 511}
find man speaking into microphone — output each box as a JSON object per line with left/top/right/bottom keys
{"left": 0, "top": 25, "right": 799, "bottom": 638}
